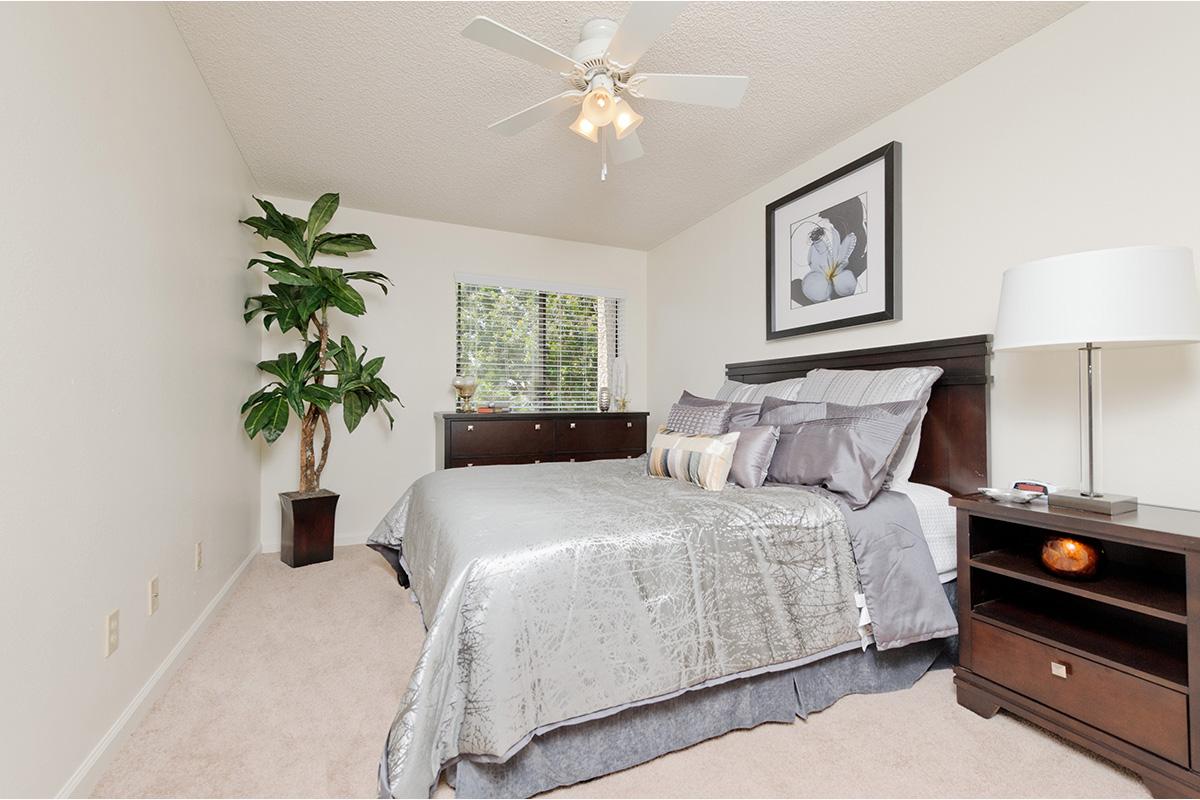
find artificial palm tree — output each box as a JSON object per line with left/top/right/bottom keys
{"left": 239, "top": 193, "right": 399, "bottom": 494}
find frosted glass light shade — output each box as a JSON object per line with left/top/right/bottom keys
{"left": 994, "top": 246, "right": 1200, "bottom": 350}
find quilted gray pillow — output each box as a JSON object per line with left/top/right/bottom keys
{"left": 767, "top": 400, "right": 924, "bottom": 508}
{"left": 678, "top": 390, "right": 761, "bottom": 430}
{"left": 790, "top": 367, "right": 943, "bottom": 487}
{"left": 714, "top": 376, "right": 807, "bottom": 404}
{"left": 666, "top": 401, "right": 732, "bottom": 435}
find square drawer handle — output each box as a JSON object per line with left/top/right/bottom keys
{"left": 534, "top": 423, "right": 541, "bottom": 430}
{"left": 534, "top": 459, "right": 541, "bottom": 464}
{"left": 569, "top": 422, "right": 576, "bottom": 429}
{"left": 626, "top": 421, "right": 632, "bottom": 428}
{"left": 466, "top": 424, "right": 474, "bottom": 431}
{"left": 1050, "top": 661, "right": 1071, "bottom": 679}
{"left": 467, "top": 462, "right": 474, "bottom": 467}
{"left": 570, "top": 458, "right": 576, "bottom": 462}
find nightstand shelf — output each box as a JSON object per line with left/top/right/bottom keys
{"left": 970, "top": 548, "right": 1187, "bottom": 623}
{"left": 952, "top": 495, "right": 1200, "bottom": 798}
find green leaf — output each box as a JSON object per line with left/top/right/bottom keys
{"left": 260, "top": 396, "right": 291, "bottom": 443}
{"left": 342, "top": 391, "right": 366, "bottom": 433}
{"left": 243, "top": 395, "right": 277, "bottom": 439}
{"left": 296, "top": 340, "right": 324, "bottom": 378}
{"left": 240, "top": 385, "right": 273, "bottom": 414}
{"left": 306, "top": 193, "right": 340, "bottom": 245}
{"left": 315, "top": 232, "right": 376, "bottom": 256}
{"left": 345, "top": 270, "right": 392, "bottom": 294}
{"left": 250, "top": 197, "right": 308, "bottom": 262}
{"left": 363, "top": 356, "right": 384, "bottom": 378}
{"left": 266, "top": 269, "right": 313, "bottom": 286}
{"left": 301, "top": 384, "right": 339, "bottom": 411}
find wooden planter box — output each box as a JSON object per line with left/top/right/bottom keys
{"left": 279, "top": 490, "right": 338, "bottom": 568}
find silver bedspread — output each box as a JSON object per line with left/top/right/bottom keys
{"left": 368, "top": 458, "right": 954, "bottom": 798}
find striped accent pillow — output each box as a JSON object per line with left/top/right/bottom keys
{"left": 714, "top": 376, "right": 807, "bottom": 404}
{"left": 647, "top": 426, "right": 740, "bottom": 491}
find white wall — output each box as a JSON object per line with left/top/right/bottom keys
{"left": 0, "top": 4, "right": 262, "bottom": 796}
{"left": 647, "top": 2, "right": 1200, "bottom": 510}
{"left": 256, "top": 201, "right": 648, "bottom": 550}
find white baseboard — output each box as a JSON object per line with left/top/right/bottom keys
{"left": 58, "top": 544, "right": 261, "bottom": 799}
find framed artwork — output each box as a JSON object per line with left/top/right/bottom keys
{"left": 765, "top": 142, "right": 900, "bottom": 340}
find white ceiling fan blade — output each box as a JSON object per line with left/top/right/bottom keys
{"left": 605, "top": 127, "right": 644, "bottom": 165}
{"left": 488, "top": 91, "right": 584, "bottom": 136}
{"left": 604, "top": 2, "right": 686, "bottom": 69}
{"left": 463, "top": 16, "right": 583, "bottom": 74}
{"left": 627, "top": 73, "right": 750, "bottom": 108}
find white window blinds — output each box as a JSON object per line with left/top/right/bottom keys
{"left": 455, "top": 278, "right": 623, "bottom": 412}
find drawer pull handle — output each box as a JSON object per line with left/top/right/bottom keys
{"left": 626, "top": 421, "right": 632, "bottom": 428}
{"left": 570, "top": 458, "right": 576, "bottom": 462}
{"left": 467, "top": 463, "right": 474, "bottom": 467}
{"left": 466, "top": 424, "right": 474, "bottom": 431}
{"left": 570, "top": 422, "right": 576, "bottom": 429}
{"left": 1050, "top": 661, "right": 1070, "bottom": 679}
{"left": 534, "top": 459, "right": 540, "bottom": 464}
{"left": 534, "top": 423, "right": 541, "bottom": 430}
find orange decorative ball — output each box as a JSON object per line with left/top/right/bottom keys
{"left": 1041, "top": 536, "right": 1104, "bottom": 580}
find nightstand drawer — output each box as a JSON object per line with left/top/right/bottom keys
{"left": 556, "top": 417, "right": 645, "bottom": 452}
{"left": 971, "top": 619, "right": 1189, "bottom": 766}
{"left": 449, "top": 419, "right": 556, "bottom": 456}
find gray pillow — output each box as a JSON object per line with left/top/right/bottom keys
{"left": 790, "top": 367, "right": 942, "bottom": 487}
{"left": 757, "top": 396, "right": 828, "bottom": 427}
{"left": 666, "top": 401, "right": 732, "bottom": 435}
{"left": 767, "top": 400, "right": 924, "bottom": 508}
{"left": 727, "top": 425, "right": 780, "bottom": 489}
{"left": 678, "top": 390, "right": 761, "bottom": 430}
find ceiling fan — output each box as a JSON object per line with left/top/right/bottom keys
{"left": 462, "top": 2, "right": 750, "bottom": 179}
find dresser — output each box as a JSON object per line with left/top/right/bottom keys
{"left": 952, "top": 495, "right": 1200, "bottom": 798}
{"left": 437, "top": 411, "right": 649, "bottom": 469}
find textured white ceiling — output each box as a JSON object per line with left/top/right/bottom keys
{"left": 169, "top": 1, "right": 1077, "bottom": 250}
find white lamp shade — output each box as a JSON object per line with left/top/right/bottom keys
{"left": 993, "top": 245, "right": 1200, "bottom": 350}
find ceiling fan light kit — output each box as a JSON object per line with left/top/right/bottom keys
{"left": 461, "top": 2, "right": 750, "bottom": 180}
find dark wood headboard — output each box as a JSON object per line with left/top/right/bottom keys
{"left": 725, "top": 334, "right": 992, "bottom": 496}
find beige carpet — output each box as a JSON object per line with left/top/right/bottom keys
{"left": 93, "top": 546, "right": 1149, "bottom": 799}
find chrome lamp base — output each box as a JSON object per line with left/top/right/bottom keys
{"left": 1048, "top": 489, "right": 1138, "bottom": 516}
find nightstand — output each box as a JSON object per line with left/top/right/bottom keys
{"left": 951, "top": 495, "right": 1200, "bottom": 798}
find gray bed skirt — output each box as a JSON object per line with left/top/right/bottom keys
{"left": 431, "top": 582, "right": 958, "bottom": 799}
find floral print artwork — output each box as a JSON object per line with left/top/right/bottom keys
{"left": 790, "top": 193, "right": 868, "bottom": 307}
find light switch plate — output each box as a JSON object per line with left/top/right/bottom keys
{"left": 105, "top": 609, "right": 119, "bottom": 657}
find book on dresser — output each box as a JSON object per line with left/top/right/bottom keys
{"left": 436, "top": 411, "right": 649, "bottom": 469}
{"left": 952, "top": 495, "right": 1200, "bottom": 798}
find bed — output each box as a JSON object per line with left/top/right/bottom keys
{"left": 369, "top": 335, "right": 992, "bottom": 798}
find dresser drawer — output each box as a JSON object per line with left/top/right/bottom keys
{"left": 556, "top": 417, "right": 645, "bottom": 452}
{"left": 448, "top": 455, "right": 549, "bottom": 468}
{"left": 555, "top": 450, "right": 643, "bottom": 463}
{"left": 970, "top": 620, "right": 1189, "bottom": 766}
{"left": 448, "top": 418, "right": 556, "bottom": 457}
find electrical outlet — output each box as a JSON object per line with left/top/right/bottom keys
{"left": 105, "top": 609, "right": 119, "bottom": 657}
{"left": 148, "top": 576, "right": 160, "bottom": 615}
{"left": 194, "top": 542, "right": 203, "bottom": 571}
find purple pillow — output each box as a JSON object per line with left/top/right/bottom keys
{"left": 679, "top": 390, "right": 761, "bottom": 430}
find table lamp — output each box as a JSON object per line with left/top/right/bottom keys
{"left": 993, "top": 245, "right": 1200, "bottom": 514}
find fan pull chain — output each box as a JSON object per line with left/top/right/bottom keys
{"left": 600, "top": 131, "right": 608, "bottom": 181}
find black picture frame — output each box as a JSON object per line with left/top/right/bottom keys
{"left": 765, "top": 141, "right": 901, "bottom": 340}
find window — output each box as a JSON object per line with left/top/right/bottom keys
{"left": 455, "top": 276, "right": 623, "bottom": 412}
